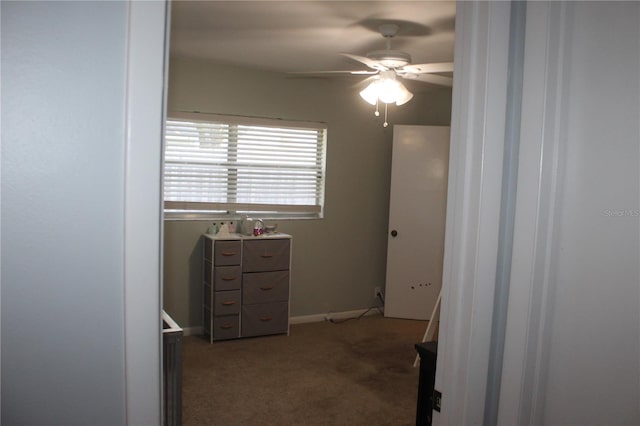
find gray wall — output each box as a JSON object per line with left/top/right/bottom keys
{"left": 1, "top": 2, "right": 129, "bottom": 424}
{"left": 164, "top": 57, "right": 452, "bottom": 329}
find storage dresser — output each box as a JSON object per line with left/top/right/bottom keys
{"left": 202, "top": 233, "right": 292, "bottom": 342}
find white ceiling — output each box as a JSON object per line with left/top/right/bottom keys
{"left": 169, "top": 1, "right": 456, "bottom": 75}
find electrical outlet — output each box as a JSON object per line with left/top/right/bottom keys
{"left": 433, "top": 389, "right": 442, "bottom": 412}
{"left": 374, "top": 286, "right": 381, "bottom": 298}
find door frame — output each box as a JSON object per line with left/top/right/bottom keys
{"left": 435, "top": 2, "right": 582, "bottom": 424}
{"left": 433, "top": 2, "right": 513, "bottom": 424}
{"left": 123, "top": 1, "right": 169, "bottom": 424}
{"left": 122, "top": 0, "right": 533, "bottom": 423}
{"left": 499, "top": 2, "right": 594, "bottom": 424}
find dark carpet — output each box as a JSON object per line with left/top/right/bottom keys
{"left": 181, "top": 315, "right": 428, "bottom": 425}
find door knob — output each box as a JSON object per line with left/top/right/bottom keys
{"left": 391, "top": 230, "right": 398, "bottom": 237}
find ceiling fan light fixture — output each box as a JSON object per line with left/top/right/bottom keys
{"left": 360, "top": 71, "right": 413, "bottom": 106}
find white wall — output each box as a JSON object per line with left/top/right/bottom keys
{"left": 524, "top": 2, "right": 639, "bottom": 423}
{"left": 499, "top": 2, "right": 639, "bottom": 423}
{"left": 1, "top": 1, "right": 166, "bottom": 423}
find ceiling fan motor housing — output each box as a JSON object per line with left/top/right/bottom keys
{"left": 366, "top": 50, "right": 412, "bottom": 69}
{"left": 366, "top": 24, "right": 411, "bottom": 68}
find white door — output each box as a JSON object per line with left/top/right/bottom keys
{"left": 384, "top": 125, "right": 450, "bottom": 320}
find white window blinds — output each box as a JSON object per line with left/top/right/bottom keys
{"left": 164, "top": 113, "right": 327, "bottom": 219}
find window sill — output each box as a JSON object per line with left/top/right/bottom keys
{"left": 163, "top": 212, "right": 323, "bottom": 221}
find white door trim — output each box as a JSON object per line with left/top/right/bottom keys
{"left": 498, "top": 2, "right": 570, "bottom": 424}
{"left": 123, "top": 1, "right": 168, "bottom": 424}
{"left": 434, "top": 2, "right": 512, "bottom": 424}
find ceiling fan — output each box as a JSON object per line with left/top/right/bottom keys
{"left": 340, "top": 23, "right": 454, "bottom": 88}
{"left": 294, "top": 23, "right": 454, "bottom": 126}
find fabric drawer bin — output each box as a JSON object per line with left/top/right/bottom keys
{"left": 214, "top": 266, "right": 242, "bottom": 291}
{"left": 242, "top": 271, "right": 289, "bottom": 304}
{"left": 242, "top": 301, "right": 288, "bottom": 337}
{"left": 213, "top": 315, "right": 240, "bottom": 340}
{"left": 214, "top": 240, "right": 241, "bottom": 266}
{"left": 214, "top": 290, "right": 241, "bottom": 315}
{"left": 242, "top": 239, "right": 290, "bottom": 272}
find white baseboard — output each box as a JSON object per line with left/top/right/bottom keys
{"left": 290, "top": 308, "right": 382, "bottom": 324}
{"left": 289, "top": 313, "right": 328, "bottom": 324}
{"left": 181, "top": 309, "right": 382, "bottom": 335}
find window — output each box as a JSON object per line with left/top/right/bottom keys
{"left": 164, "top": 112, "right": 327, "bottom": 219}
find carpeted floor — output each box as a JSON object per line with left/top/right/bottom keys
{"left": 181, "top": 315, "right": 428, "bottom": 425}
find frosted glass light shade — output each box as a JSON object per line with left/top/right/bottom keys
{"left": 378, "top": 78, "right": 402, "bottom": 103}
{"left": 395, "top": 85, "right": 414, "bottom": 105}
{"left": 359, "top": 74, "right": 413, "bottom": 106}
{"left": 359, "top": 81, "right": 381, "bottom": 105}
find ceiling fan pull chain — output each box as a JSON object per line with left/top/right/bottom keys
{"left": 375, "top": 99, "right": 380, "bottom": 117}
{"left": 383, "top": 103, "right": 389, "bottom": 127}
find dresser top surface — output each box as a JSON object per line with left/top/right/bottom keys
{"left": 203, "top": 232, "right": 291, "bottom": 241}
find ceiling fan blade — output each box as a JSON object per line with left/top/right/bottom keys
{"left": 340, "top": 53, "right": 388, "bottom": 71}
{"left": 402, "top": 73, "right": 453, "bottom": 87}
{"left": 287, "top": 70, "right": 378, "bottom": 75}
{"left": 350, "top": 70, "right": 379, "bottom": 75}
{"left": 399, "top": 62, "right": 454, "bottom": 74}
